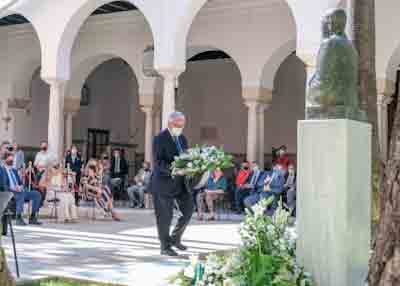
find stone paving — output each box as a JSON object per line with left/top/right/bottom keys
{"left": 2, "top": 208, "right": 242, "bottom": 286}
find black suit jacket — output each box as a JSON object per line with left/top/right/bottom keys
{"left": 111, "top": 156, "right": 128, "bottom": 178}
{"left": 65, "top": 155, "right": 83, "bottom": 175}
{"left": 151, "top": 129, "right": 188, "bottom": 196}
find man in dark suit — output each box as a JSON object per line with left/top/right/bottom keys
{"left": 3, "top": 153, "right": 42, "bottom": 226}
{"left": 151, "top": 111, "right": 194, "bottom": 256}
{"left": 110, "top": 148, "right": 128, "bottom": 199}
{"left": 65, "top": 145, "right": 83, "bottom": 205}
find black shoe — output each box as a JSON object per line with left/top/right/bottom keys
{"left": 29, "top": 215, "right": 42, "bottom": 225}
{"left": 160, "top": 247, "right": 178, "bottom": 257}
{"left": 16, "top": 217, "right": 27, "bottom": 226}
{"left": 172, "top": 241, "right": 188, "bottom": 251}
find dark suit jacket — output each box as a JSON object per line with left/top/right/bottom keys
{"left": 111, "top": 156, "right": 128, "bottom": 178}
{"left": 65, "top": 155, "right": 83, "bottom": 175}
{"left": 0, "top": 166, "right": 9, "bottom": 192}
{"left": 151, "top": 129, "right": 188, "bottom": 196}
{"left": 3, "top": 168, "right": 23, "bottom": 191}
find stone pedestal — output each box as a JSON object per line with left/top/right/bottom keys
{"left": 297, "top": 119, "right": 371, "bottom": 286}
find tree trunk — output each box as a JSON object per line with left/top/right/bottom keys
{"left": 368, "top": 85, "right": 400, "bottom": 285}
{"left": 352, "top": 0, "right": 378, "bottom": 155}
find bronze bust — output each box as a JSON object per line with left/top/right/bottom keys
{"left": 307, "top": 9, "right": 366, "bottom": 121}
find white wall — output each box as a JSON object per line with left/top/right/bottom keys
{"left": 72, "top": 58, "right": 145, "bottom": 150}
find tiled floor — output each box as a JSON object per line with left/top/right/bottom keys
{"left": 3, "top": 208, "right": 242, "bottom": 286}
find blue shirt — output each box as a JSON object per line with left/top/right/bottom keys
{"left": 206, "top": 176, "right": 227, "bottom": 191}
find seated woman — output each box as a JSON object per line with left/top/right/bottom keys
{"left": 83, "top": 165, "right": 121, "bottom": 221}
{"left": 42, "top": 162, "right": 78, "bottom": 223}
{"left": 197, "top": 169, "right": 227, "bottom": 221}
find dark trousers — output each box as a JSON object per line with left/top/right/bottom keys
{"left": 234, "top": 187, "right": 251, "bottom": 211}
{"left": 153, "top": 189, "right": 194, "bottom": 250}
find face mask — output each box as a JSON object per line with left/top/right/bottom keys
{"left": 171, "top": 127, "right": 183, "bottom": 137}
{"left": 42, "top": 147, "right": 48, "bottom": 151}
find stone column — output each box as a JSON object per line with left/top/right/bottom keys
{"left": 245, "top": 100, "right": 259, "bottom": 163}
{"left": 257, "top": 103, "right": 270, "bottom": 168}
{"left": 64, "top": 112, "right": 75, "bottom": 151}
{"left": 153, "top": 105, "right": 161, "bottom": 135}
{"left": 46, "top": 79, "right": 66, "bottom": 161}
{"left": 298, "top": 53, "right": 317, "bottom": 115}
{"left": 142, "top": 105, "right": 154, "bottom": 163}
{"left": 377, "top": 93, "right": 393, "bottom": 160}
{"left": 159, "top": 71, "right": 182, "bottom": 129}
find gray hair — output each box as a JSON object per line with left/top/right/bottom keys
{"left": 168, "top": 111, "right": 185, "bottom": 123}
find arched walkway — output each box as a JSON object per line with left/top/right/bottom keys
{"left": 69, "top": 58, "right": 142, "bottom": 169}
{"left": 179, "top": 49, "right": 245, "bottom": 160}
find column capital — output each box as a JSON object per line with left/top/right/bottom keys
{"left": 141, "top": 105, "right": 154, "bottom": 114}
{"left": 377, "top": 78, "right": 396, "bottom": 96}
{"left": 242, "top": 86, "right": 273, "bottom": 104}
{"left": 156, "top": 68, "right": 184, "bottom": 81}
{"left": 64, "top": 96, "right": 81, "bottom": 114}
{"left": 42, "top": 77, "right": 67, "bottom": 87}
{"left": 377, "top": 93, "right": 393, "bottom": 107}
{"left": 139, "top": 94, "right": 156, "bottom": 107}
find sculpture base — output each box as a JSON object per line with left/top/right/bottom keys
{"left": 297, "top": 119, "right": 371, "bottom": 286}
{"left": 306, "top": 106, "right": 367, "bottom": 122}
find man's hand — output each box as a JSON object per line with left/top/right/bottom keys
{"left": 175, "top": 170, "right": 185, "bottom": 176}
{"left": 15, "top": 185, "right": 23, "bottom": 192}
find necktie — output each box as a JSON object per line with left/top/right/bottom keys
{"left": 250, "top": 171, "right": 259, "bottom": 186}
{"left": 175, "top": 137, "right": 183, "bottom": 154}
{"left": 8, "top": 169, "right": 17, "bottom": 190}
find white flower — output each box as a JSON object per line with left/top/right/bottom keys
{"left": 183, "top": 265, "right": 195, "bottom": 279}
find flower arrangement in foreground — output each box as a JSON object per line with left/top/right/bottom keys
{"left": 171, "top": 145, "right": 234, "bottom": 178}
{"left": 168, "top": 199, "right": 313, "bottom": 286}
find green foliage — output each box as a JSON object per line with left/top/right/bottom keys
{"left": 169, "top": 199, "right": 313, "bottom": 286}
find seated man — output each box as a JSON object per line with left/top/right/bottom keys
{"left": 244, "top": 164, "right": 286, "bottom": 214}
{"left": 4, "top": 153, "right": 42, "bottom": 226}
{"left": 127, "top": 161, "right": 152, "bottom": 208}
{"left": 234, "top": 161, "right": 262, "bottom": 214}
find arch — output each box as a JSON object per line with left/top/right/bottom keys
{"left": 67, "top": 52, "right": 138, "bottom": 102}
{"left": 178, "top": 0, "right": 298, "bottom": 55}
{"left": 186, "top": 45, "right": 243, "bottom": 79}
{"left": 43, "top": 0, "right": 155, "bottom": 81}
{"left": 180, "top": 46, "right": 245, "bottom": 154}
{"left": 260, "top": 40, "right": 298, "bottom": 90}
{"left": 10, "top": 59, "right": 41, "bottom": 100}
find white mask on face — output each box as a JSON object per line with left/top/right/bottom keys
{"left": 171, "top": 127, "right": 183, "bottom": 137}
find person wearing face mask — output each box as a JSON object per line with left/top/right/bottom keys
{"left": 127, "top": 161, "right": 152, "bottom": 208}
{"left": 34, "top": 141, "right": 54, "bottom": 206}
{"left": 233, "top": 161, "right": 257, "bottom": 214}
{"left": 151, "top": 111, "right": 193, "bottom": 257}
{"left": 110, "top": 149, "right": 128, "bottom": 200}
{"left": 65, "top": 145, "right": 83, "bottom": 206}
{"left": 3, "top": 153, "right": 42, "bottom": 226}
{"left": 275, "top": 146, "right": 291, "bottom": 172}
{"left": 34, "top": 141, "right": 53, "bottom": 173}
{"left": 244, "top": 163, "right": 286, "bottom": 215}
